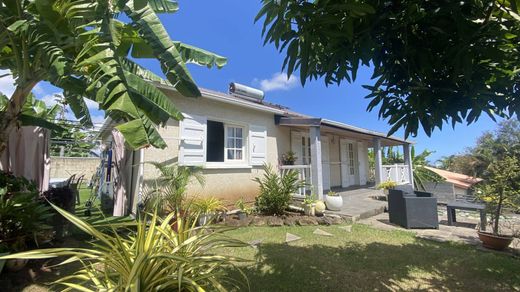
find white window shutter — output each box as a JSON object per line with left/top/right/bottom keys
{"left": 290, "top": 131, "right": 303, "bottom": 165}
{"left": 249, "top": 125, "right": 267, "bottom": 166}
{"left": 179, "top": 113, "right": 206, "bottom": 166}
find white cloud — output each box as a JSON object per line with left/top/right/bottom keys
{"left": 257, "top": 72, "right": 299, "bottom": 92}
{"left": 0, "top": 69, "right": 15, "bottom": 97}
{"left": 40, "top": 93, "right": 62, "bottom": 107}
{"left": 32, "top": 84, "right": 45, "bottom": 95}
{"left": 84, "top": 98, "right": 98, "bottom": 110}
{"left": 91, "top": 114, "right": 106, "bottom": 125}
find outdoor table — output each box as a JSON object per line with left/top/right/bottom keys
{"left": 446, "top": 201, "right": 487, "bottom": 231}
{"left": 49, "top": 178, "right": 69, "bottom": 189}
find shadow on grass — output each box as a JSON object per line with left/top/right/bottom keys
{"left": 229, "top": 240, "right": 520, "bottom": 291}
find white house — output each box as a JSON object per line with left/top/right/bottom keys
{"left": 99, "top": 83, "right": 414, "bottom": 216}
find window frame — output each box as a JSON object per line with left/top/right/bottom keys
{"left": 224, "top": 124, "right": 246, "bottom": 163}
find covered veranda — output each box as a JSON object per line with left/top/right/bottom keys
{"left": 277, "top": 116, "right": 414, "bottom": 201}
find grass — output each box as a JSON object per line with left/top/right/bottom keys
{"left": 219, "top": 224, "right": 520, "bottom": 291}
{"left": 8, "top": 191, "right": 520, "bottom": 291}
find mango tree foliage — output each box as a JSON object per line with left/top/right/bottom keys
{"left": 476, "top": 156, "right": 520, "bottom": 235}
{"left": 0, "top": 0, "right": 227, "bottom": 151}
{"left": 257, "top": 0, "right": 520, "bottom": 138}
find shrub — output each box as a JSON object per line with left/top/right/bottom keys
{"left": 376, "top": 181, "right": 397, "bottom": 190}
{"left": 1, "top": 204, "right": 249, "bottom": 290}
{"left": 142, "top": 162, "right": 205, "bottom": 216}
{"left": 254, "top": 164, "right": 302, "bottom": 215}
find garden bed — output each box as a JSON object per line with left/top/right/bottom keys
{"left": 221, "top": 212, "right": 352, "bottom": 227}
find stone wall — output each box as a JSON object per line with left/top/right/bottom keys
{"left": 423, "top": 182, "right": 456, "bottom": 204}
{"left": 50, "top": 156, "right": 100, "bottom": 181}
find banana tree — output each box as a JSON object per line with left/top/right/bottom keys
{"left": 0, "top": 0, "right": 226, "bottom": 152}
{"left": 0, "top": 92, "right": 65, "bottom": 133}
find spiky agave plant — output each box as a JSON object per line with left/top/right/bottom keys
{"left": 0, "top": 204, "right": 249, "bottom": 291}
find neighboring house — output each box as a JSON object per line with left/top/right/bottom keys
{"left": 423, "top": 166, "right": 483, "bottom": 203}
{"left": 98, "top": 83, "right": 414, "bottom": 216}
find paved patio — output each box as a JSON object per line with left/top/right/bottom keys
{"left": 319, "top": 187, "right": 520, "bottom": 254}
{"left": 359, "top": 211, "right": 520, "bottom": 255}
{"left": 324, "top": 186, "right": 387, "bottom": 221}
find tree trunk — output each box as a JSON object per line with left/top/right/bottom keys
{"left": 0, "top": 82, "right": 37, "bottom": 154}
{"left": 493, "top": 188, "right": 504, "bottom": 235}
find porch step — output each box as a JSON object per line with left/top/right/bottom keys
{"left": 354, "top": 205, "right": 386, "bottom": 221}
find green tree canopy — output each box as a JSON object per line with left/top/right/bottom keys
{"left": 0, "top": 0, "right": 226, "bottom": 152}
{"left": 257, "top": 0, "right": 520, "bottom": 138}
{"left": 437, "top": 119, "right": 520, "bottom": 177}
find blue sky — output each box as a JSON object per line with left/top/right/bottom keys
{"left": 0, "top": 0, "right": 506, "bottom": 162}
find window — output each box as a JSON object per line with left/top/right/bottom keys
{"left": 206, "top": 121, "right": 225, "bottom": 162}
{"left": 348, "top": 143, "right": 355, "bottom": 175}
{"left": 205, "top": 120, "right": 245, "bottom": 163}
{"left": 226, "top": 126, "right": 244, "bottom": 161}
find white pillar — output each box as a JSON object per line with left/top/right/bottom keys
{"left": 373, "top": 138, "right": 383, "bottom": 186}
{"left": 403, "top": 143, "right": 414, "bottom": 189}
{"left": 309, "top": 126, "right": 323, "bottom": 200}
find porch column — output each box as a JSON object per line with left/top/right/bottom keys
{"left": 403, "top": 143, "right": 414, "bottom": 189}
{"left": 309, "top": 126, "right": 323, "bottom": 200}
{"left": 373, "top": 137, "right": 383, "bottom": 186}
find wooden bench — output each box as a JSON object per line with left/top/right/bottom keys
{"left": 446, "top": 201, "right": 487, "bottom": 231}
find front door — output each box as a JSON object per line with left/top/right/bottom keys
{"left": 340, "top": 139, "right": 357, "bottom": 187}
{"left": 357, "top": 142, "right": 368, "bottom": 185}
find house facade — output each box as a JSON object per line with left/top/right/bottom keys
{"left": 99, "top": 83, "right": 414, "bottom": 215}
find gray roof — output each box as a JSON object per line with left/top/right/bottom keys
{"left": 98, "top": 82, "right": 412, "bottom": 145}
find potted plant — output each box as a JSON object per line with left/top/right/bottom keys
{"left": 281, "top": 151, "right": 297, "bottom": 165}
{"left": 303, "top": 194, "right": 317, "bottom": 216}
{"left": 324, "top": 191, "right": 343, "bottom": 211}
{"left": 235, "top": 198, "right": 253, "bottom": 220}
{"left": 376, "top": 181, "right": 397, "bottom": 195}
{"left": 192, "top": 197, "right": 225, "bottom": 226}
{"left": 475, "top": 156, "right": 519, "bottom": 250}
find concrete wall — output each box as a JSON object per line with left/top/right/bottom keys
{"left": 139, "top": 89, "right": 291, "bottom": 203}
{"left": 423, "top": 182, "right": 456, "bottom": 204}
{"left": 50, "top": 156, "right": 99, "bottom": 180}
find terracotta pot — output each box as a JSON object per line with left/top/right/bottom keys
{"left": 477, "top": 231, "right": 513, "bottom": 251}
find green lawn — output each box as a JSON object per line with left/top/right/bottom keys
{"left": 220, "top": 224, "right": 520, "bottom": 291}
